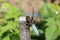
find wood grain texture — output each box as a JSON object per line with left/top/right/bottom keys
{"left": 19, "top": 21, "right": 31, "bottom": 40}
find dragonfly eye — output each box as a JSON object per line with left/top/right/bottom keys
{"left": 26, "top": 16, "right": 34, "bottom": 27}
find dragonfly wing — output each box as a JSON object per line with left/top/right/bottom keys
{"left": 32, "top": 24, "right": 39, "bottom": 35}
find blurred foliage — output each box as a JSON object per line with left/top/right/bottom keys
{"left": 0, "top": 2, "right": 23, "bottom": 40}
{"left": 0, "top": 1, "right": 60, "bottom": 40}
{"left": 40, "top": 3, "right": 60, "bottom": 40}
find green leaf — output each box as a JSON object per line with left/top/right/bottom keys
{"left": 2, "top": 35, "right": 10, "bottom": 40}
{"left": 45, "top": 18, "right": 59, "bottom": 40}
{"left": 45, "top": 17, "right": 60, "bottom": 40}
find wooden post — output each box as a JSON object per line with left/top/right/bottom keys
{"left": 19, "top": 17, "right": 31, "bottom": 40}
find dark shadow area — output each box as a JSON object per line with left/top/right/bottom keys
{"left": 55, "top": 36, "right": 60, "bottom": 40}
{"left": 7, "top": 18, "right": 15, "bottom": 21}
{"left": 35, "top": 21, "right": 48, "bottom": 32}
{"left": 1, "top": 31, "right": 9, "bottom": 39}
{"left": 31, "top": 34, "right": 45, "bottom": 40}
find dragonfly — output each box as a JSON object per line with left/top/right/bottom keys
{"left": 19, "top": 7, "right": 40, "bottom": 35}
{"left": 31, "top": 7, "right": 39, "bottom": 35}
